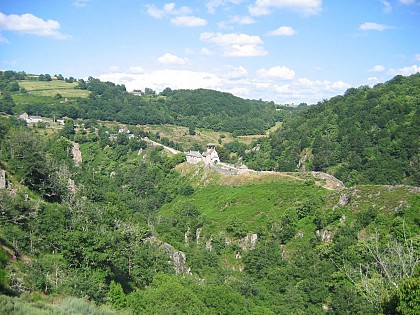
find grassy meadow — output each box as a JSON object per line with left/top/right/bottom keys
{"left": 19, "top": 79, "right": 90, "bottom": 98}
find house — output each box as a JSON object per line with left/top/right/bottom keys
{"left": 19, "top": 112, "right": 44, "bottom": 123}
{"left": 186, "top": 151, "right": 203, "bottom": 164}
{"left": 186, "top": 143, "right": 220, "bottom": 165}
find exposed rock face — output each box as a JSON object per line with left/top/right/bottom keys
{"left": 316, "top": 229, "right": 333, "bottom": 243}
{"left": 184, "top": 227, "right": 191, "bottom": 245}
{"left": 206, "top": 239, "right": 213, "bottom": 251}
{"left": 72, "top": 142, "right": 82, "bottom": 166}
{"left": 239, "top": 233, "right": 258, "bottom": 250}
{"left": 0, "top": 169, "right": 5, "bottom": 189}
{"left": 196, "top": 228, "right": 202, "bottom": 244}
{"left": 172, "top": 251, "right": 190, "bottom": 275}
{"left": 145, "top": 236, "right": 191, "bottom": 275}
{"left": 338, "top": 194, "right": 349, "bottom": 206}
{"left": 311, "top": 171, "right": 345, "bottom": 190}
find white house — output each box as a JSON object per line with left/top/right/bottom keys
{"left": 186, "top": 143, "right": 220, "bottom": 165}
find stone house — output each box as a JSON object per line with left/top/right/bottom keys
{"left": 186, "top": 143, "right": 220, "bottom": 165}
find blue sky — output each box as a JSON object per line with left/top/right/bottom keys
{"left": 0, "top": 0, "right": 419, "bottom": 104}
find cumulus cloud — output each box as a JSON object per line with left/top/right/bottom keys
{"left": 267, "top": 26, "right": 297, "bottom": 36}
{"left": 249, "top": 0, "right": 323, "bottom": 16}
{"left": 224, "top": 44, "right": 267, "bottom": 57}
{"left": 388, "top": 64, "right": 420, "bottom": 76}
{"left": 128, "top": 66, "right": 145, "bottom": 73}
{"left": 200, "top": 47, "right": 215, "bottom": 56}
{"left": 369, "top": 65, "right": 385, "bottom": 72}
{"left": 359, "top": 22, "right": 394, "bottom": 31}
{"left": 200, "top": 32, "right": 266, "bottom": 57}
{"left": 267, "top": 78, "right": 351, "bottom": 104}
{"left": 170, "top": 16, "right": 207, "bottom": 27}
{"left": 200, "top": 32, "right": 263, "bottom": 45}
{"left": 224, "top": 65, "right": 248, "bottom": 79}
{"left": 146, "top": 3, "right": 192, "bottom": 19}
{"left": 257, "top": 66, "right": 296, "bottom": 80}
{"left": 0, "top": 12, "right": 70, "bottom": 41}
{"left": 218, "top": 16, "right": 256, "bottom": 29}
{"left": 157, "top": 53, "right": 189, "bottom": 65}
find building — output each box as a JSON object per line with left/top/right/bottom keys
{"left": 19, "top": 112, "right": 44, "bottom": 123}
{"left": 186, "top": 143, "right": 220, "bottom": 165}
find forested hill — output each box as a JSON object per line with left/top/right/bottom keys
{"left": 160, "top": 88, "right": 278, "bottom": 135}
{"left": 0, "top": 72, "right": 284, "bottom": 136}
{"left": 244, "top": 73, "right": 420, "bottom": 186}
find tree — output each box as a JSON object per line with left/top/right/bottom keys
{"left": 0, "top": 92, "right": 15, "bottom": 114}
{"left": 342, "top": 232, "right": 419, "bottom": 313}
{"left": 108, "top": 280, "right": 127, "bottom": 309}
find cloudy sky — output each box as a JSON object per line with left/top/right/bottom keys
{"left": 1, "top": 0, "right": 419, "bottom": 104}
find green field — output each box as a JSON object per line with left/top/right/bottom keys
{"left": 19, "top": 79, "right": 90, "bottom": 98}
{"left": 139, "top": 123, "right": 273, "bottom": 148}
{"left": 160, "top": 169, "right": 329, "bottom": 235}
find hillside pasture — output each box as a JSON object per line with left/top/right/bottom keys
{"left": 138, "top": 124, "right": 269, "bottom": 149}
{"left": 19, "top": 80, "right": 90, "bottom": 98}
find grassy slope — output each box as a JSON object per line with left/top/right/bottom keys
{"left": 161, "top": 166, "right": 329, "bottom": 234}
{"left": 18, "top": 79, "right": 90, "bottom": 98}
{"left": 160, "top": 164, "right": 419, "bottom": 248}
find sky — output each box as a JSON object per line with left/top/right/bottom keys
{"left": 0, "top": 0, "right": 419, "bottom": 104}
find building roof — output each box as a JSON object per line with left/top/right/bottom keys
{"left": 187, "top": 151, "right": 202, "bottom": 158}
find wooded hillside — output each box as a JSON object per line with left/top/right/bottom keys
{"left": 244, "top": 73, "right": 420, "bottom": 186}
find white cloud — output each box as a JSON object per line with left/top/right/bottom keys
{"left": 200, "top": 47, "right": 215, "bottom": 56}
{"left": 200, "top": 32, "right": 263, "bottom": 45}
{"left": 359, "top": 22, "right": 394, "bottom": 31}
{"left": 267, "top": 78, "right": 351, "bottom": 104}
{"left": 109, "top": 65, "right": 121, "bottom": 72}
{"left": 146, "top": 3, "right": 192, "bottom": 19}
{"left": 200, "top": 33, "right": 267, "bottom": 57}
{"left": 249, "top": 0, "right": 323, "bottom": 16}
{"left": 170, "top": 16, "right": 207, "bottom": 27}
{"left": 388, "top": 64, "right": 420, "bottom": 76}
{"left": 257, "top": 66, "right": 296, "bottom": 80}
{"left": 157, "top": 53, "right": 189, "bottom": 65}
{"left": 218, "top": 15, "right": 256, "bottom": 29}
{"left": 0, "top": 12, "right": 70, "bottom": 40}
{"left": 369, "top": 64, "right": 385, "bottom": 72}
{"left": 128, "top": 66, "right": 145, "bottom": 73}
{"left": 367, "top": 77, "right": 380, "bottom": 84}
{"left": 224, "top": 44, "right": 267, "bottom": 57}
{"left": 224, "top": 65, "right": 248, "bottom": 79}
{"left": 415, "top": 54, "right": 420, "bottom": 61}
{"left": 267, "top": 26, "right": 297, "bottom": 36}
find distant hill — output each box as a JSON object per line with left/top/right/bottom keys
{"left": 244, "top": 73, "right": 420, "bottom": 186}
{"left": 1, "top": 71, "right": 290, "bottom": 136}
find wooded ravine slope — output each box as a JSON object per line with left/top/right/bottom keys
{"left": 0, "top": 71, "right": 419, "bottom": 314}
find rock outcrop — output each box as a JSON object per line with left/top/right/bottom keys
{"left": 0, "top": 169, "right": 5, "bottom": 189}
{"left": 145, "top": 236, "right": 191, "bottom": 275}
{"left": 72, "top": 142, "right": 82, "bottom": 166}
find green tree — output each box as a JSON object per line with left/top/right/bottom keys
{"left": 108, "top": 280, "right": 127, "bottom": 310}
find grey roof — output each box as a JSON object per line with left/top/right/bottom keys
{"left": 187, "top": 151, "right": 202, "bottom": 158}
